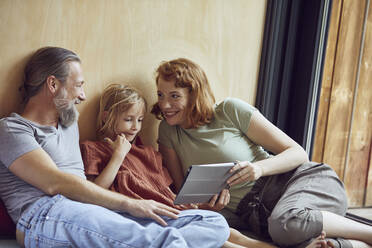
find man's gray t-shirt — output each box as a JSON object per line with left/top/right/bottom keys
{"left": 0, "top": 113, "right": 86, "bottom": 223}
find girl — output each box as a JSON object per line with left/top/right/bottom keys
{"left": 81, "top": 84, "right": 178, "bottom": 210}
{"left": 151, "top": 58, "right": 372, "bottom": 248}
{"left": 80, "top": 83, "right": 285, "bottom": 248}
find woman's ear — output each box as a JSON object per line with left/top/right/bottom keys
{"left": 102, "top": 111, "right": 109, "bottom": 123}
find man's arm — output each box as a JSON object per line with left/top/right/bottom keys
{"left": 9, "top": 148, "right": 179, "bottom": 226}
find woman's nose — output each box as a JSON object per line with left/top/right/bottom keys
{"left": 159, "top": 99, "right": 171, "bottom": 109}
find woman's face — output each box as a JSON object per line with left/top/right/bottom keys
{"left": 157, "top": 77, "right": 190, "bottom": 128}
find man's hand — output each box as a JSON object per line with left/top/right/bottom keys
{"left": 126, "top": 199, "right": 180, "bottom": 226}
{"left": 198, "top": 189, "right": 230, "bottom": 211}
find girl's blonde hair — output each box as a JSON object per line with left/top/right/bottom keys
{"left": 96, "top": 83, "right": 147, "bottom": 140}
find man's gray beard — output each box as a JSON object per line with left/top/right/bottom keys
{"left": 53, "top": 88, "right": 79, "bottom": 127}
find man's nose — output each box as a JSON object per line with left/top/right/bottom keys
{"left": 78, "top": 90, "right": 86, "bottom": 101}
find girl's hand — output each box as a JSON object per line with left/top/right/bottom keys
{"left": 198, "top": 189, "right": 230, "bottom": 211}
{"left": 227, "top": 161, "right": 263, "bottom": 186}
{"left": 104, "top": 134, "right": 131, "bottom": 161}
{"left": 94, "top": 134, "right": 131, "bottom": 189}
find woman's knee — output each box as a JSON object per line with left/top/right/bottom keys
{"left": 268, "top": 208, "right": 322, "bottom": 246}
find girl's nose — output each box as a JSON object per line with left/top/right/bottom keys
{"left": 132, "top": 121, "right": 139, "bottom": 130}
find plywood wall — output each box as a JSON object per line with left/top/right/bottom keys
{"left": 313, "top": 0, "right": 372, "bottom": 207}
{"left": 0, "top": 0, "right": 267, "bottom": 147}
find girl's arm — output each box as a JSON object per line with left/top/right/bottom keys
{"left": 228, "top": 111, "right": 309, "bottom": 185}
{"left": 158, "top": 144, "right": 185, "bottom": 193}
{"left": 93, "top": 134, "right": 131, "bottom": 189}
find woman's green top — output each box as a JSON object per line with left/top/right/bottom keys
{"left": 158, "top": 98, "right": 270, "bottom": 212}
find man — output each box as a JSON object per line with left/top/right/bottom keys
{"left": 0, "top": 47, "right": 229, "bottom": 247}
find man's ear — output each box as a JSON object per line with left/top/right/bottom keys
{"left": 46, "top": 75, "right": 58, "bottom": 94}
{"left": 102, "top": 111, "right": 109, "bottom": 123}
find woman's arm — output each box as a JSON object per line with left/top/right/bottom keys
{"left": 228, "top": 111, "right": 309, "bottom": 185}
{"left": 248, "top": 110, "right": 309, "bottom": 175}
{"left": 158, "top": 144, "right": 185, "bottom": 193}
{"left": 93, "top": 134, "right": 131, "bottom": 189}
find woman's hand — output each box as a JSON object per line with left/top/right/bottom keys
{"left": 126, "top": 199, "right": 180, "bottom": 226}
{"left": 104, "top": 134, "right": 131, "bottom": 161}
{"left": 176, "top": 203, "right": 199, "bottom": 210}
{"left": 198, "top": 189, "right": 230, "bottom": 211}
{"left": 227, "top": 161, "right": 263, "bottom": 186}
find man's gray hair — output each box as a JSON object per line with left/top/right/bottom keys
{"left": 21, "top": 46, "right": 81, "bottom": 103}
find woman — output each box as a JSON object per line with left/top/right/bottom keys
{"left": 151, "top": 58, "right": 372, "bottom": 248}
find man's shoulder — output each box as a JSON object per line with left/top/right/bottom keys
{"left": 0, "top": 113, "right": 31, "bottom": 131}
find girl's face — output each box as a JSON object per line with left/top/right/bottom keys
{"left": 157, "top": 77, "right": 190, "bottom": 128}
{"left": 114, "top": 102, "right": 145, "bottom": 142}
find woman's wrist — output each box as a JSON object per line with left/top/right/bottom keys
{"left": 257, "top": 164, "right": 265, "bottom": 178}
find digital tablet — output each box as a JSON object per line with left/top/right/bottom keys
{"left": 174, "top": 162, "right": 236, "bottom": 205}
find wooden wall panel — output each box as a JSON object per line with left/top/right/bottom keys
{"left": 322, "top": 0, "right": 367, "bottom": 180}
{"left": 314, "top": 0, "right": 372, "bottom": 207}
{"left": 312, "top": 0, "right": 342, "bottom": 164}
{"left": 0, "top": 0, "right": 267, "bottom": 147}
{"left": 352, "top": 1, "right": 372, "bottom": 207}
{"left": 366, "top": 144, "right": 372, "bottom": 206}
{"left": 343, "top": 8, "right": 372, "bottom": 204}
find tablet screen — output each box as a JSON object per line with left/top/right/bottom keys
{"left": 174, "top": 162, "right": 236, "bottom": 205}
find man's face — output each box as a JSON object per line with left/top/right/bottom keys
{"left": 53, "top": 61, "right": 86, "bottom": 127}
{"left": 63, "top": 61, "right": 86, "bottom": 103}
